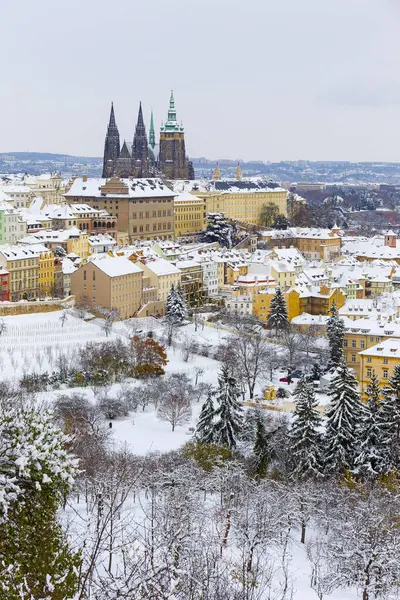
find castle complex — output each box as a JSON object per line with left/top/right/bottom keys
{"left": 102, "top": 92, "right": 194, "bottom": 180}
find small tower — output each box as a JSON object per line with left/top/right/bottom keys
{"left": 384, "top": 230, "right": 397, "bottom": 248}
{"left": 149, "top": 109, "right": 156, "bottom": 150}
{"left": 331, "top": 223, "right": 340, "bottom": 236}
{"left": 235, "top": 163, "right": 242, "bottom": 181}
{"left": 102, "top": 102, "right": 120, "bottom": 178}
{"left": 213, "top": 162, "right": 221, "bottom": 180}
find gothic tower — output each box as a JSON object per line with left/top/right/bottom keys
{"left": 131, "top": 102, "right": 149, "bottom": 177}
{"left": 102, "top": 103, "right": 120, "bottom": 178}
{"left": 158, "top": 91, "right": 193, "bottom": 180}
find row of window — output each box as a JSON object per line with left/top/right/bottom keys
{"left": 132, "top": 222, "right": 172, "bottom": 233}
{"left": 132, "top": 210, "right": 172, "bottom": 219}
{"left": 344, "top": 337, "right": 381, "bottom": 348}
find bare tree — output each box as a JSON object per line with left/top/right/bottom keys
{"left": 227, "top": 333, "right": 272, "bottom": 399}
{"left": 281, "top": 328, "right": 303, "bottom": 367}
{"left": 157, "top": 377, "right": 192, "bottom": 431}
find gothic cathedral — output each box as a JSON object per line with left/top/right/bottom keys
{"left": 102, "top": 92, "right": 194, "bottom": 180}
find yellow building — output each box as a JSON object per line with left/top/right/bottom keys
{"left": 0, "top": 245, "right": 41, "bottom": 301}
{"left": 226, "top": 263, "right": 248, "bottom": 285}
{"left": 270, "top": 261, "right": 296, "bottom": 289}
{"left": 139, "top": 258, "right": 181, "bottom": 302}
{"left": 174, "top": 192, "right": 205, "bottom": 238}
{"left": 172, "top": 180, "right": 287, "bottom": 226}
{"left": 343, "top": 319, "right": 400, "bottom": 379}
{"left": 38, "top": 250, "right": 55, "bottom": 297}
{"left": 359, "top": 338, "right": 400, "bottom": 396}
{"left": 295, "top": 229, "right": 341, "bottom": 261}
{"left": 253, "top": 288, "right": 300, "bottom": 322}
{"left": 22, "top": 228, "right": 89, "bottom": 259}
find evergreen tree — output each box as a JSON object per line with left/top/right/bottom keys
{"left": 195, "top": 391, "right": 215, "bottom": 444}
{"left": 267, "top": 287, "right": 289, "bottom": 335}
{"left": 353, "top": 371, "right": 385, "bottom": 478}
{"left": 253, "top": 409, "right": 271, "bottom": 477}
{"left": 324, "top": 357, "right": 363, "bottom": 474}
{"left": 202, "top": 212, "right": 238, "bottom": 248}
{"left": 0, "top": 408, "right": 80, "bottom": 599}
{"left": 289, "top": 378, "right": 324, "bottom": 479}
{"left": 326, "top": 302, "right": 345, "bottom": 369}
{"left": 213, "top": 365, "right": 244, "bottom": 450}
{"left": 380, "top": 364, "right": 400, "bottom": 471}
{"left": 165, "top": 283, "right": 188, "bottom": 325}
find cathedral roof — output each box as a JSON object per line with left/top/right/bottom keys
{"left": 119, "top": 140, "right": 131, "bottom": 159}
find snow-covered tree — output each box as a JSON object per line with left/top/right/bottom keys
{"left": 202, "top": 212, "right": 238, "bottom": 248}
{"left": 165, "top": 283, "right": 188, "bottom": 325}
{"left": 324, "top": 357, "right": 363, "bottom": 474}
{"left": 326, "top": 302, "right": 345, "bottom": 369}
{"left": 195, "top": 391, "right": 215, "bottom": 443}
{"left": 380, "top": 364, "right": 400, "bottom": 471}
{"left": 267, "top": 287, "right": 289, "bottom": 335}
{"left": 213, "top": 365, "right": 244, "bottom": 449}
{"left": 353, "top": 371, "right": 386, "bottom": 478}
{"left": 0, "top": 407, "right": 80, "bottom": 599}
{"left": 289, "top": 379, "right": 324, "bottom": 479}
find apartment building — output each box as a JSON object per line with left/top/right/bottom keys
{"left": 0, "top": 202, "right": 26, "bottom": 244}
{"left": 359, "top": 338, "right": 400, "bottom": 396}
{"left": 173, "top": 259, "right": 204, "bottom": 305}
{"left": 70, "top": 256, "right": 143, "bottom": 319}
{"left": 0, "top": 245, "right": 42, "bottom": 301}
{"left": 38, "top": 249, "right": 55, "bottom": 297}
{"left": 20, "top": 228, "right": 89, "bottom": 258}
{"left": 65, "top": 177, "right": 175, "bottom": 242}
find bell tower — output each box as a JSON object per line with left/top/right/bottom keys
{"left": 158, "top": 91, "right": 193, "bottom": 180}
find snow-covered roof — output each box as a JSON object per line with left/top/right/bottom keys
{"left": 144, "top": 258, "right": 181, "bottom": 276}
{"left": 174, "top": 191, "right": 203, "bottom": 203}
{"left": 64, "top": 177, "right": 175, "bottom": 199}
{"left": 359, "top": 338, "right": 400, "bottom": 359}
{"left": 90, "top": 256, "right": 142, "bottom": 278}
{"left": 173, "top": 259, "right": 201, "bottom": 269}
{"left": 88, "top": 234, "right": 117, "bottom": 247}
{"left": 171, "top": 178, "right": 287, "bottom": 195}
{"left": 0, "top": 244, "right": 50, "bottom": 260}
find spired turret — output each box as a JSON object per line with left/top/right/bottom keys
{"left": 235, "top": 163, "right": 242, "bottom": 181}
{"left": 213, "top": 163, "right": 221, "bottom": 180}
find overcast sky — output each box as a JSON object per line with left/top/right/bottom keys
{"left": 1, "top": 0, "right": 400, "bottom": 162}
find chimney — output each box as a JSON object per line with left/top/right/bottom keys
{"left": 82, "top": 175, "right": 88, "bottom": 183}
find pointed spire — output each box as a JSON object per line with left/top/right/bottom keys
{"left": 149, "top": 109, "right": 156, "bottom": 150}
{"left": 108, "top": 102, "right": 115, "bottom": 125}
{"left": 235, "top": 162, "right": 242, "bottom": 181}
{"left": 213, "top": 162, "right": 221, "bottom": 181}
{"left": 161, "top": 89, "right": 182, "bottom": 132}
{"left": 137, "top": 101, "right": 144, "bottom": 127}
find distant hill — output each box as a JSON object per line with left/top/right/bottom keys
{"left": 0, "top": 152, "right": 102, "bottom": 163}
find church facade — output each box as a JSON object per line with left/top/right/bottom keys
{"left": 102, "top": 92, "right": 194, "bottom": 180}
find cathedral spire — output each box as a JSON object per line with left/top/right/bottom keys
{"left": 102, "top": 102, "right": 120, "bottom": 178}
{"left": 109, "top": 102, "right": 116, "bottom": 128}
{"left": 132, "top": 102, "right": 149, "bottom": 176}
{"left": 149, "top": 110, "right": 155, "bottom": 150}
{"left": 137, "top": 101, "right": 144, "bottom": 128}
